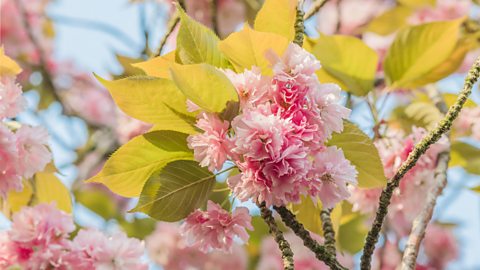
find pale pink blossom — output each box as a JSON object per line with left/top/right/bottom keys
{"left": 372, "top": 240, "right": 401, "bottom": 270}
{"left": 187, "top": 112, "right": 231, "bottom": 171}
{"left": 349, "top": 187, "right": 382, "bottom": 214}
{"left": 423, "top": 224, "right": 458, "bottom": 269}
{"left": 116, "top": 111, "right": 153, "bottom": 144}
{"left": 408, "top": 0, "right": 470, "bottom": 25}
{"left": 0, "top": 76, "right": 26, "bottom": 119}
{"left": 223, "top": 67, "right": 270, "bottom": 108}
{"left": 0, "top": 232, "right": 15, "bottom": 268}
{"left": 454, "top": 107, "right": 480, "bottom": 140}
{"left": 204, "top": 244, "right": 248, "bottom": 270}
{"left": 15, "top": 125, "right": 52, "bottom": 179}
{"left": 0, "top": 125, "right": 22, "bottom": 197}
{"left": 310, "top": 146, "right": 357, "bottom": 208}
{"left": 181, "top": 201, "right": 253, "bottom": 252}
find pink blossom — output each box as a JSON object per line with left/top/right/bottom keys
{"left": 223, "top": 67, "right": 270, "bottom": 108}
{"left": 0, "top": 125, "right": 22, "bottom": 197}
{"left": 187, "top": 112, "right": 231, "bottom": 171}
{"left": 0, "top": 232, "right": 15, "bottom": 268}
{"left": 423, "top": 224, "right": 458, "bottom": 269}
{"left": 116, "top": 111, "right": 153, "bottom": 144}
{"left": 310, "top": 146, "right": 357, "bottom": 208}
{"left": 204, "top": 244, "right": 248, "bottom": 270}
{"left": 349, "top": 187, "right": 382, "bottom": 214}
{"left": 408, "top": 0, "right": 470, "bottom": 25}
{"left": 454, "top": 107, "right": 480, "bottom": 140}
{"left": 15, "top": 125, "right": 52, "bottom": 179}
{"left": 0, "top": 76, "right": 26, "bottom": 119}
{"left": 70, "top": 229, "right": 148, "bottom": 270}
{"left": 372, "top": 240, "right": 401, "bottom": 270}
{"left": 181, "top": 201, "right": 253, "bottom": 252}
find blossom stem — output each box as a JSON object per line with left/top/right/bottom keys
{"left": 400, "top": 87, "right": 451, "bottom": 270}
{"left": 320, "top": 208, "right": 336, "bottom": 255}
{"left": 258, "top": 202, "right": 295, "bottom": 270}
{"left": 294, "top": 0, "right": 305, "bottom": 46}
{"left": 360, "top": 57, "right": 480, "bottom": 270}
{"left": 304, "top": 0, "right": 329, "bottom": 20}
{"left": 273, "top": 206, "right": 347, "bottom": 270}
{"left": 154, "top": 14, "right": 180, "bottom": 57}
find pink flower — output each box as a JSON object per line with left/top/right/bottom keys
{"left": 408, "top": 0, "right": 470, "bottom": 25}
{"left": 70, "top": 229, "right": 147, "bottom": 270}
{"left": 116, "top": 111, "right": 153, "bottom": 144}
{"left": 454, "top": 107, "right": 480, "bottom": 140}
{"left": 0, "top": 125, "right": 21, "bottom": 197}
{"left": 187, "top": 112, "right": 231, "bottom": 171}
{"left": 349, "top": 187, "right": 382, "bottom": 214}
{"left": 310, "top": 146, "right": 357, "bottom": 208}
{"left": 181, "top": 201, "right": 253, "bottom": 252}
{"left": 0, "top": 76, "right": 26, "bottom": 119}
{"left": 15, "top": 125, "right": 52, "bottom": 179}
{"left": 0, "top": 232, "right": 15, "bottom": 268}
{"left": 223, "top": 67, "right": 270, "bottom": 108}
{"left": 423, "top": 224, "right": 458, "bottom": 269}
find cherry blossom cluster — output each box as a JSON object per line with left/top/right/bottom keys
{"left": 454, "top": 106, "right": 480, "bottom": 140}
{"left": 188, "top": 43, "right": 358, "bottom": 209}
{"left": 146, "top": 221, "right": 248, "bottom": 270}
{"left": 349, "top": 127, "right": 449, "bottom": 235}
{"left": 0, "top": 203, "right": 147, "bottom": 270}
{"left": 0, "top": 63, "right": 51, "bottom": 197}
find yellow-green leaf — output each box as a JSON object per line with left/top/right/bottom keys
{"left": 170, "top": 63, "right": 238, "bottom": 112}
{"left": 0, "top": 47, "right": 22, "bottom": 76}
{"left": 398, "top": 0, "right": 435, "bottom": 7}
{"left": 384, "top": 19, "right": 464, "bottom": 89}
{"left": 35, "top": 172, "right": 72, "bottom": 213}
{"left": 97, "top": 75, "right": 196, "bottom": 134}
{"left": 132, "top": 51, "right": 176, "bottom": 78}
{"left": 470, "top": 185, "right": 480, "bottom": 193}
{"left": 219, "top": 25, "right": 289, "bottom": 74}
{"left": 6, "top": 181, "right": 33, "bottom": 214}
{"left": 337, "top": 202, "right": 369, "bottom": 253}
{"left": 390, "top": 102, "right": 443, "bottom": 132}
{"left": 366, "top": 6, "right": 413, "bottom": 35}
{"left": 74, "top": 188, "right": 119, "bottom": 220}
{"left": 290, "top": 197, "right": 342, "bottom": 237}
{"left": 87, "top": 131, "right": 193, "bottom": 197}
{"left": 131, "top": 160, "right": 216, "bottom": 221}
{"left": 327, "top": 121, "right": 386, "bottom": 187}
{"left": 176, "top": 8, "right": 229, "bottom": 67}
{"left": 450, "top": 141, "right": 480, "bottom": 175}
{"left": 312, "top": 34, "right": 378, "bottom": 96}
{"left": 254, "top": 0, "right": 296, "bottom": 40}
{"left": 115, "top": 54, "right": 145, "bottom": 76}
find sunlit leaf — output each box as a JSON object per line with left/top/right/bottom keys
{"left": 6, "top": 181, "right": 33, "bottom": 214}
{"left": 119, "top": 217, "right": 156, "bottom": 239}
{"left": 254, "top": 0, "right": 296, "bottom": 40}
{"left": 131, "top": 160, "right": 216, "bottom": 221}
{"left": 0, "top": 47, "right": 22, "bottom": 76}
{"left": 170, "top": 63, "right": 238, "bottom": 112}
{"left": 115, "top": 54, "right": 145, "bottom": 76}
{"left": 209, "top": 181, "right": 231, "bottom": 210}
{"left": 470, "top": 185, "right": 480, "bottom": 193}
{"left": 398, "top": 0, "right": 435, "bottom": 7}
{"left": 290, "top": 197, "right": 323, "bottom": 236}
{"left": 384, "top": 19, "right": 464, "bottom": 89}
{"left": 313, "top": 34, "right": 378, "bottom": 96}
{"left": 96, "top": 75, "right": 196, "bottom": 134}
{"left": 450, "top": 141, "right": 480, "bottom": 175}
{"left": 74, "top": 188, "right": 118, "bottom": 220}
{"left": 35, "top": 172, "right": 72, "bottom": 213}
{"left": 327, "top": 121, "right": 386, "bottom": 187}
{"left": 176, "top": 8, "right": 229, "bottom": 67}
{"left": 390, "top": 102, "right": 443, "bottom": 132}
{"left": 87, "top": 131, "right": 193, "bottom": 198}
{"left": 337, "top": 202, "right": 368, "bottom": 253}
{"left": 132, "top": 51, "right": 176, "bottom": 78}
{"left": 219, "top": 25, "right": 289, "bottom": 74}
{"left": 366, "top": 6, "right": 413, "bottom": 35}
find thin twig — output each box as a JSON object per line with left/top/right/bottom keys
{"left": 273, "top": 206, "right": 347, "bottom": 270}
{"left": 294, "top": 0, "right": 305, "bottom": 46}
{"left": 258, "top": 202, "right": 295, "bottom": 270}
{"left": 360, "top": 57, "right": 480, "bottom": 270}
{"left": 320, "top": 208, "right": 336, "bottom": 254}
{"left": 303, "top": 0, "right": 328, "bottom": 20}
{"left": 211, "top": 0, "right": 220, "bottom": 36}
{"left": 154, "top": 14, "right": 179, "bottom": 57}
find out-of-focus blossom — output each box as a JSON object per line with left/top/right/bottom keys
{"left": 372, "top": 240, "right": 401, "bottom": 270}
{"left": 454, "top": 106, "right": 480, "bottom": 140}
{"left": 181, "top": 201, "right": 253, "bottom": 252}
{"left": 0, "top": 125, "right": 21, "bottom": 197}
{"left": 0, "top": 76, "right": 26, "bottom": 119}
{"left": 423, "top": 224, "right": 459, "bottom": 269}
{"left": 188, "top": 112, "right": 231, "bottom": 171}
{"left": 15, "top": 125, "right": 52, "bottom": 179}
{"left": 408, "top": 0, "right": 470, "bottom": 25}
{"left": 116, "top": 111, "right": 153, "bottom": 144}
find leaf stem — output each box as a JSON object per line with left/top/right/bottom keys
{"left": 360, "top": 57, "right": 480, "bottom": 270}
{"left": 273, "top": 206, "right": 347, "bottom": 270}
{"left": 258, "top": 202, "right": 295, "bottom": 270}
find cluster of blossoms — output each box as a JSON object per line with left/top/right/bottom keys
{"left": 0, "top": 203, "right": 147, "bottom": 270}
{"left": 146, "top": 221, "right": 248, "bottom": 270}
{"left": 188, "top": 43, "right": 358, "bottom": 210}
{"left": 454, "top": 106, "right": 480, "bottom": 140}
{"left": 349, "top": 127, "right": 449, "bottom": 235}
{"left": 0, "top": 52, "right": 52, "bottom": 197}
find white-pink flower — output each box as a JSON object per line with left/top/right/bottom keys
{"left": 408, "top": 0, "right": 470, "bottom": 25}
{"left": 0, "top": 76, "right": 26, "bottom": 119}
{"left": 15, "top": 125, "right": 52, "bottom": 179}
{"left": 187, "top": 112, "right": 231, "bottom": 171}
{"left": 423, "top": 224, "right": 459, "bottom": 269}
{"left": 181, "top": 201, "right": 253, "bottom": 253}
{"left": 0, "top": 124, "right": 21, "bottom": 197}
{"left": 310, "top": 146, "right": 357, "bottom": 208}
{"left": 223, "top": 67, "right": 270, "bottom": 108}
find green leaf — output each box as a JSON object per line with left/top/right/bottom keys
{"left": 337, "top": 202, "right": 369, "bottom": 253}
{"left": 390, "top": 102, "right": 443, "bottom": 132}
{"left": 209, "top": 181, "right": 231, "bottom": 210}
{"left": 327, "top": 121, "right": 387, "bottom": 188}
{"left": 96, "top": 75, "right": 196, "bottom": 134}
{"left": 132, "top": 51, "right": 176, "bottom": 78}
{"left": 74, "top": 188, "right": 118, "bottom": 220}
{"left": 119, "top": 217, "right": 156, "bottom": 239}
{"left": 219, "top": 25, "right": 289, "bottom": 74}
{"left": 115, "top": 54, "right": 145, "bottom": 76}
{"left": 366, "top": 6, "right": 413, "bottom": 35}
{"left": 470, "top": 185, "right": 480, "bottom": 193}
{"left": 384, "top": 19, "right": 464, "bottom": 89}
{"left": 312, "top": 34, "right": 378, "bottom": 96}
{"left": 254, "top": 0, "right": 296, "bottom": 40}
{"left": 398, "top": 0, "right": 435, "bottom": 7}
{"left": 170, "top": 63, "right": 238, "bottom": 112}
{"left": 131, "top": 160, "right": 217, "bottom": 221}
{"left": 176, "top": 8, "right": 229, "bottom": 67}
{"left": 290, "top": 197, "right": 323, "bottom": 236}
{"left": 6, "top": 181, "right": 33, "bottom": 214}
{"left": 87, "top": 131, "right": 193, "bottom": 198}
{"left": 450, "top": 141, "right": 480, "bottom": 175}
{"left": 35, "top": 172, "right": 72, "bottom": 213}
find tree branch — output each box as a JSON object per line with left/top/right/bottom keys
{"left": 360, "top": 57, "right": 480, "bottom": 270}
{"left": 304, "top": 0, "right": 328, "bottom": 20}
{"left": 273, "top": 206, "right": 347, "bottom": 270}
{"left": 258, "top": 202, "right": 295, "bottom": 270}
{"left": 320, "top": 208, "right": 336, "bottom": 254}
{"left": 154, "top": 14, "right": 179, "bottom": 57}
{"left": 294, "top": 0, "right": 305, "bottom": 46}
